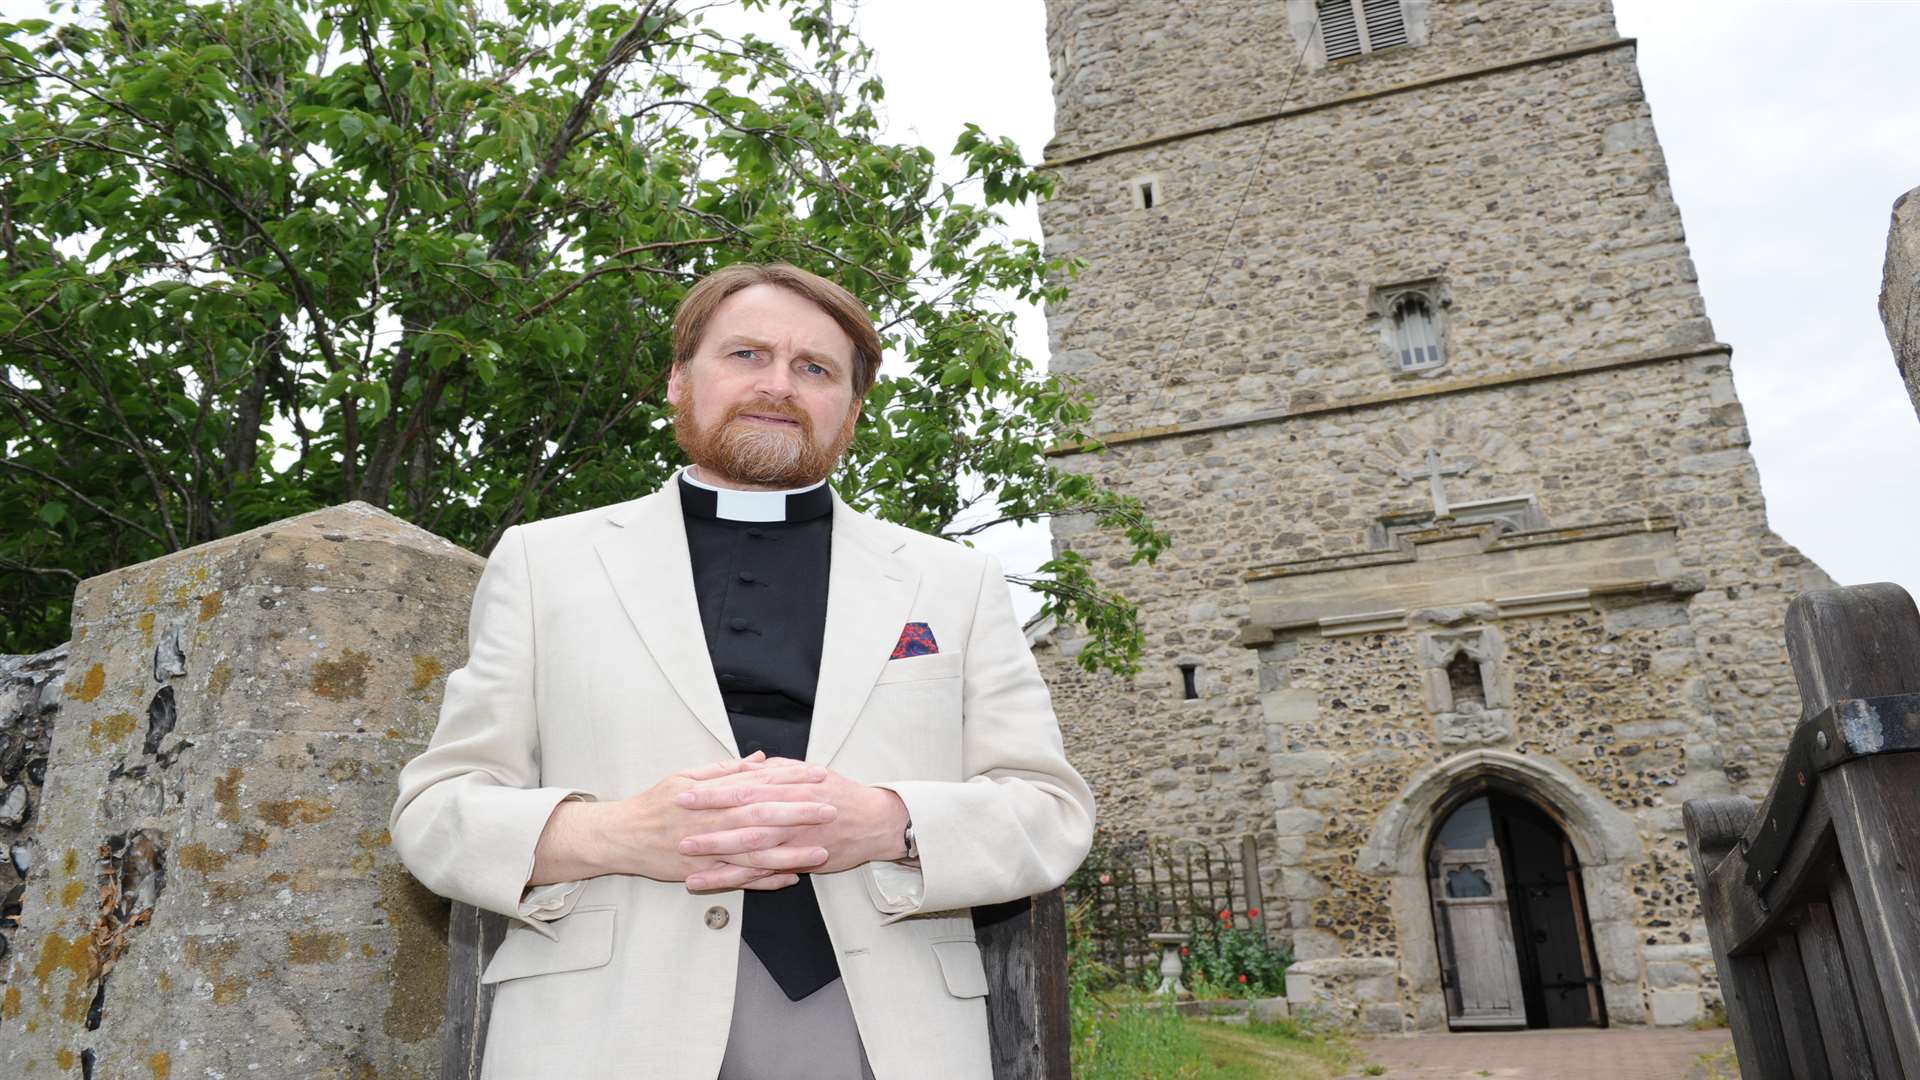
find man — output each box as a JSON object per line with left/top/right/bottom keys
{"left": 389, "top": 263, "right": 1095, "bottom": 1079}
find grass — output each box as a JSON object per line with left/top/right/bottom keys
{"left": 1693, "top": 1044, "right": 1739, "bottom": 1080}
{"left": 1073, "top": 999, "right": 1361, "bottom": 1080}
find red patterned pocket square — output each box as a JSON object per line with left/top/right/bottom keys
{"left": 889, "top": 622, "right": 939, "bottom": 659}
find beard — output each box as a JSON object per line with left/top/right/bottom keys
{"left": 672, "top": 390, "right": 858, "bottom": 489}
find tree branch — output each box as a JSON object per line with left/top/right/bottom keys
{"left": 0, "top": 459, "right": 166, "bottom": 545}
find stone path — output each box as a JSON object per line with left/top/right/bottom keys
{"left": 1340, "top": 1028, "right": 1735, "bottom": 1080}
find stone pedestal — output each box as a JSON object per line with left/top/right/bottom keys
{"left": 0, "top": 503, "right": 481, "bottom": 1078}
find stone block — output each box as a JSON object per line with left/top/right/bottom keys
{"left": 1882, "top": 185, "right": 1920, "bottom": 419}
{"left": 1272, "top": 808, "right": 1326, "bottom": 835}
{"left": 1648, "top": 988, "right": 1703, "bottom": 1026}
{"left": 1646, "top": 961, "right": 1698, "bottom": 989}
{"left": 1260, "top": 689, "right": 1321, "bottom": 728}
{"left": 1250, "top": 997, "right": 1291, "bottom": 1024}
{"left": 1, "top": 504, "right": 477, "bottom": 1077}
{"left": 1360, "top": 1004, "right": 1407, "bottom": 1033}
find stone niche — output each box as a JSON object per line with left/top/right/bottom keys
{"left": 1416, "top": 620, "right": 1512, "bottom": 746}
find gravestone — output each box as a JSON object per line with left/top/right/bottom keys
{"left": 0, "top": 503, "right": 477, "bottom": 1078}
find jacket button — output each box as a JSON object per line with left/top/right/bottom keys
{"left": 704, "top": 906, "right": 730, "bottom": 930}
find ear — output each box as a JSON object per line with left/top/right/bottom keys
{"left": 666, "top": 362, "right": 687, "bottom": 410}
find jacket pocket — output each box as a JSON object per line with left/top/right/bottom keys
{"left": 930, "top": 938, "right": 989, "bottom": 999}
{"left": 874, "top": 651, "right": 963, "bottom": 685}
{"left": 480, "top": 906, "right": 616, "bottom": 985}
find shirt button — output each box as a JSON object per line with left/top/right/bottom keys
{"left": 746, "top": 528, "right": 763, "bottom": 539}
{"left": 738, "top": 570, "right": 757, "bottom": 584}
{"left": 719, "top": 673, "right": 737, "bottom": 684}
{"left": 729, "top": 617, "right": 749, "bottom": 632}
{"left": 704, "top": 906, "right": 730, "bottom": 930}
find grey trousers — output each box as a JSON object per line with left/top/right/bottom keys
{"left": 718, "top": 942, "right": 878, "bottom": 1080}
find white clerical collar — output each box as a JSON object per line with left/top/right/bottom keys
{"left": 677, "top": 466, "right": 830, "bottom": 523}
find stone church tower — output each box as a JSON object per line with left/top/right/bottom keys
{"left": 1031, "top": 0, "right": 1834, "bottom": 1033}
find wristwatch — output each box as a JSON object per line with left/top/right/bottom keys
{"left": 902, "top": 817, "right": 918, "bottom": 861}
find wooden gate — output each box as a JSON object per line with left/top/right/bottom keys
{"left": 1684, "top": 582, "right": 1920, "bottom": 1079}
{"left": 1430, "top": 838, "right": 1527, "bottom": 1027}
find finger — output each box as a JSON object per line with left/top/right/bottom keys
{"left": 709, "top": 844, "right": 831, "bottom": 872}
{"left": 678, "top": 752, "right": 767, "bottom": 781}
{"left": 742, "top": 873, "right": 802, "bottom": 891}
{"left": 737, "top": 754, "right": 806, "bottom": 770}
{"left": 679, "top": 819, "right": 832, "bottom": 857}
{"left": 676, "top": 775, "right": 826, "bottom": 809}
{"left": 705, "top": 763, "right": 825, "bottom": 786}
{"left": 686, "top": 863, "right": 776, "bottom": 893}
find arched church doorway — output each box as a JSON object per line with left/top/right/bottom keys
{"left": 1426, "top": 786, "right": 1606, "bottom": 1030}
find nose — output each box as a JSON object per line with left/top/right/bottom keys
{"left": 752, "top": 359, "right": 797, "bottom": 400}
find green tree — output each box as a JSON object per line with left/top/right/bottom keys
{"left": 0, "top": 0, "right": 1163, "bottom": 665}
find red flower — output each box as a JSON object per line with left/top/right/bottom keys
{"left": 1180, "top": 946, "right": 1189, "bottom": 956}
{"left": 1238, "top": 974, "right": 1249, "bottom": 984}
{"left": 1247, "top": 907, "right": 1261, "bottom": 918}
{"left": 1219, "top": 909, "right": 1232, "bottom": 922}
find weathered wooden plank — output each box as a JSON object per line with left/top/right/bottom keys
{"left": 439, "top": 900, "right": 506, "bottom": 1080}
{"left": 1827, "top": 874, "right": 1904, "bottom": 1080}
{"left": 1824, "top": 755, "right": 1920, "bottom": 1078}
{"left": 976, "top": 888, "right": 1072, "bottom": 1080}
{"left": 1765, "top": 931, "right": 1831, "bottom": 1080}
{"left": 1685, "top": 796, "right": 1792, "bottom": 1079}
{"left": 1795, "top": 901, "right": 1876, "bottom": 1078}
{"left": 1783, "top": 583, "right": 1920, "bottom": 714}
{"left": 1709, "top": 790, "right": 1840, "bottom": 956}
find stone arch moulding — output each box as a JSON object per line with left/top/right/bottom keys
{"left": 1361, "top": 750, "right": 1650, "bottom": 1029}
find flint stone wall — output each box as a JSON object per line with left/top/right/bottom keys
{"left": 1, "top": 645, "right": 67, "bottom": 971}
{"left": 1883, "top": 185, "right": 1920, "bottom": 420}
{"left": 0, "top": 503, "right": 476, "bottom": 1078}
{"left": 1034, "top": 0, "right": 1831, "bottom": 1032}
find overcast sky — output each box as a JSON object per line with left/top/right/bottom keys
{"left": 842, "top": 0, "right": 1920, "bottom": 621}
{"left": 8, "top": 0, "right": 1915, "bottom": 622}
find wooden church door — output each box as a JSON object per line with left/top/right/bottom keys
{"left": 1430, "top": 839, "right": 1528, "bottom": 1027}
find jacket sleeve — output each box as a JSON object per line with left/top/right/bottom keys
{"left": 864, "top": 552, "right": 1095, "bottom": 918}
{"left": 389, "top": 523, "right": 599, "bottom": 940}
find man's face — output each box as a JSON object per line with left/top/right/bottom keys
{"left": 668, "top": 283, "right": 862, "bottom": 490}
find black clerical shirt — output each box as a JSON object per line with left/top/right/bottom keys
{"left": 678, "top": 470, "right": 840, "bottom": 1001}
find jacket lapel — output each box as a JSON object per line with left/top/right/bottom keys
{"left": 807, "top": 491, "right": 920, "bottom": 767}
{"left": 592, "top": 482, "right": 738, "bottom": 755}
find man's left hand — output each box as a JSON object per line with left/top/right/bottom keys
{"left": 673, "top": 762, "right": 909, "bottom": 888}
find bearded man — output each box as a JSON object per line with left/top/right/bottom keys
{"left": 390, "top": 263, "right": 1095, "bottom": 1079}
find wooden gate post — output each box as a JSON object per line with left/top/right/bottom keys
{"left": 976, "top": 888, "right": 1074, "bottom": 1079}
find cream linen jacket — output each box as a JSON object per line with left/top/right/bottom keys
{"left": 389, "top": 478, "right": 1095, "bottom": 1079}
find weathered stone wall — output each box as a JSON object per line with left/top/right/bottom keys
{"left": 1044, "top": 0, "right": 1619, "bottom": 162}
{"left": 1, "top": 645, "right": 66, "bottom": 973}
{"left": 1033, "top": 0, "right": 1831, "bottom": 1033}
{"left": 0, "top": 504, "right": 474, "bottom": 1077}
{"left": 1883, "top": 185, "right": 1920, "bottom": 420}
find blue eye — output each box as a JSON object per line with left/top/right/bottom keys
{"left": 804, "top": 362, "right": 828, "bottom": 376}
{"left": 732, "top": 349, "right": 758, "bottom": 360}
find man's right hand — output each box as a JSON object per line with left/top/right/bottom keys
{"left": 527, "top": 752, "right": 837, "bottom": 893}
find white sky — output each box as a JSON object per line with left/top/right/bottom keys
{"left": 843, "top": 0, "right": 1920, "bottom": 620}
{"left": 7, "top": 0, "right": 1916, "bottom": 624}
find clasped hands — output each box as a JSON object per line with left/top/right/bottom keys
{"left": 624, "top": 751, "right": 909, "bottom": 894}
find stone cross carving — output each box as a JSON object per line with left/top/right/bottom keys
{"left": 1396, "top": 448, "right": 1474, "bottom": 521}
